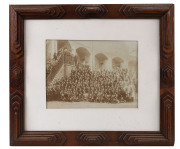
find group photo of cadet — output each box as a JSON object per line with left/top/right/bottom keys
{"left": 46, "top": 40, "right": 138, "bottom": 104}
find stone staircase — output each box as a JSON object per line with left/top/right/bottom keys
{"left": 47, "top": 55, "right": 64, "bottom": 85}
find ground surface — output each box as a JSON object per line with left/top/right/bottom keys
{"left": 47, "top": 101, "right": 138, "bottom": 108}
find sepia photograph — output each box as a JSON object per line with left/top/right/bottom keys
{"left": 46, "top": 40, "right": 138, "bottom": 108}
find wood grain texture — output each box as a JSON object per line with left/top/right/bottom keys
{"left": 77, "top": 132, "right": 110, "bottom": 145}
{"left": 9, "top": 4, "right": 174, "bottom": 146}
{"left": 75, "top": 5, "right": 108, "bottom": 18}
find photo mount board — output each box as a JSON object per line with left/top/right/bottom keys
{"left": 25, "top": 19, "right": 159, "bottom": 131}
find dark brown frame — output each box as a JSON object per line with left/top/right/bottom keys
{"left": 10, "top": 4, "right": 174, "bottom": 146}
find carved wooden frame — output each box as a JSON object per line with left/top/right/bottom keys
{"left": 10, "top": 4, "right": 174, "bottom": 146}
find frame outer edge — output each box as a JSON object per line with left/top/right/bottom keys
{"left": 9, "top": 4, "right": 175, "bottom": 146}
{"left": 160, "top": 4, "right": 174, "bottom": 145}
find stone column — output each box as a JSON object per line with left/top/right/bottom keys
{"left": 51, "top": 40, "right": 57, "bottom": 59}
{"left": 124, "top": 60, "right": 128, "bottom": 69}
{"left": 89, "top": 50, "right": 94, "bottom": 70}
{"left": 106, "top": 57, "right": 112, "bottom": 70}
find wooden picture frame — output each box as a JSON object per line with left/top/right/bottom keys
{"left": 10, "top": 4, "right": 174, "bottom": 146}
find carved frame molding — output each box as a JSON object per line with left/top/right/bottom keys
{"left": 10, "top": 4, "right": 174, "bottom": 146}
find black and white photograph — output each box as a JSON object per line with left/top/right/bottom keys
{"left": 46, "top": 40, "right": 138, "bottom": 108}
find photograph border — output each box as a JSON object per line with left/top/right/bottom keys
{"left": 46, "top": 40, "right": 138, "bottom": 108}
{"left": 9, "top": 4, "right": 174, "bottom": 146}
